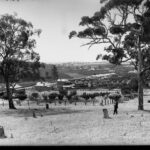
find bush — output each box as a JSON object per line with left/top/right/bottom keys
{"left": 14, "top": 90, "right": 27, "bottom": 101}
{"left": 70, "top": 90, "right": 77, "bottom": 96}
{"left": 48, "top": 93, "right": 58, "bottom": 101}
{"left": 58, "top": 94, "right": 64, "bottom": 100}
{"left": 58, "top": 94, "right": 64, "bottom": 104}
{"left": 2, "top": 93, "right": 9, "bottom": 100}
{"left": 42, "top": 94, "right": 48, "bottom": 101}
{"left": 89, "top": 94, "right": 96, "bottom": 99}
{"left": 31, "top": 92, "right": 39, "bottom": 100}
{"left": 59, "top": 87, "right": 68, "bottom": 96}
{"left": 65, "top": 90, "right": 77, "bottom": 103}
{"left": 17, "top": 95, "right": 27, "bottom": 101}
{"left": 121, "top": 85, "right": 131, "bottom": 95}
{"left": 108, "top": 93, "right": 121, "bottom": 102}
{"left": 81, "top": 93, "right": 90, "bottom": 100}
{"left": 93, "top": 92, "right": 100, "bottom": 97}
{"left": 72, "top": 95, "right": 79, "bottom": 104}
{"left": 99, "top": 92, "right": 110, "bottom": 97}
{"left": 66, "top": 94, "right": 72, "bottom": 101}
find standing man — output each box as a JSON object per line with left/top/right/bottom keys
{"left": 113, "top": 100, "right": 119, "bottom": 115}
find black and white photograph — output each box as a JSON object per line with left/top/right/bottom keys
{"left": 0, "top": 0, "right": 150, "bottom": 146}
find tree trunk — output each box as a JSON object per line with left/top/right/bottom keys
{"left": 138, "top": 36, "right": 144, "bottom": 110}
{"left": 0, "top": 126, "right": 6, "bottom": 138}
{"left": 105, "top": 99, "right": 106, "bottom": 105}
{"left": 6, "top": 81, "right": 16, "bottom": 109}
{"left": 75, "top": 101, "right": 76, "bottom": 106}
{"left": 138, "top": 78, "right": 143, "bottom": 110}
{"left": 46, "top": 103, "right": 49, "bottom": 109}
{"left": 64, "top": 100, "right": 67, "bottom": 106}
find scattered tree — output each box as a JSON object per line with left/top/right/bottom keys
{"left": 48, "top": 93, "right": 58, "bottom": 103}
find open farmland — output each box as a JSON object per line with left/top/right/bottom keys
{"left": 0, "top": 89, "right": 150, "bottom": 145}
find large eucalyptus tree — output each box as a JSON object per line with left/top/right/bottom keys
{"left": 0, "top": 14, "right": 41, "bottom": 109}
{"left": 69, "top": 0, "right": 150, "bottom": 110}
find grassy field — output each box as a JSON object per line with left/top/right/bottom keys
{"left": 0, "top": 92, "right": 150, "bottom": 145}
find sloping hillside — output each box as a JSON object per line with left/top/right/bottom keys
{"left": 40, "top": 62, "right": 134, "bottom": 80}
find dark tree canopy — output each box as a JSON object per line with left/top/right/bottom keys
{"left": 69, "top": 0, "right": 150, "bottom": 110}
{"left": 69, "top": 0, "right": 150, "bottom": 73}
{"left": 0, "top": 13, "right": 42, "bottom": 109}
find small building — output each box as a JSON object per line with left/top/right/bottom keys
{"left": 57, "top": 79, "right": 73, "bottom": 89}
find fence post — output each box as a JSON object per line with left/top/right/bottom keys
{"left": 64, "top": 100, "right": 67, "bottom": 106}
{"left": 0, "top": 126, "right": 6, "bottom": 138}
{"left": 105, "top": 99, "right": 107, "bottom": 105}
{"left": 75, "top": 101, "right": 77, "bottom": 106}
{"left": 46, "top": 103, "right": 49, "bottom": 109}
{"left": 28, "top": 98, "right": 30, "bottom": 109}
{"left": 103, "top": 109, "right": 111, "bottom": 119}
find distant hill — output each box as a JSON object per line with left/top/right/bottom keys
{"left": 39, "top": 62, "right": 134, "bottom": 80}
{"left": 0, "top": 61, "right": 135, "bottom": 83}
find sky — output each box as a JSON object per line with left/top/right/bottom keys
{"left": 0, "top": 0, "right": 106, "bottom": 63}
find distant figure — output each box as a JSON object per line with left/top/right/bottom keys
{"left": 113, "top": 100, "right": 119, "bottom": 115}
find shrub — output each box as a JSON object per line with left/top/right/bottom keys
{"left": 15, "top": 90, "right": 27, "bottom": 101}
{"left": 31, "top": 92, "right": 39, "bottom": 100}
{"left": 99, "top": 92, "right": 110, "bottom": 97}
{"left": 59, "top": 87, "right": 68, "bottom": 96}
{"left": 65, "top": 90, "right": 77, "bottom": 103}
{"left": 121, "top": 85, "right": 131, "bottom": 95}
{"left": 93, "top": 92, "right": 99, "bottom": 97}
{"left": 70, "top": 90, "right": 77, "bottom": 96}
{"left": 89, "top": 94, "right": 96, "bottom": 99}
{"left": 17, "top": 95, "right": 27, "bottom": 101}
{"left": 48, "top": 93, "right": 57, "bottom": 100}
{"left": 72, "top": 95, "right": 79, "bottom": 105}
{"left": 108, "top": 93, "right": 121, "bottom": 102}
{"left": 58, "top": 94, "right": 64, "bottom": 104}
{"left": 48, "top": 93, "right": 58, "bottom": 103}
{"left": 81, "top": 93, "right": 90, "bottom": 100}
{"left": 42, "top": 94, "right": 48, "bottom": 101}
{"left": 66, "top": 94, "right": 72, "bottom": 102}
{"left": 58, "top": 94, "right": 64, "bottom": 100}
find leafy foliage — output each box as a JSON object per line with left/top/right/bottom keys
{"left": 58, "top": 87, "right": 67, "bottom": 96}
{"left": 48, "top": 93, "right": 58, "bottom": 100}
{"left": 69, "top": 0, "right": 150, "bottom": 69}
{"left": 0, "top": 14, "right": 41, "bottom": 108}
{"left": 69, "top": 0, "right": 150, "bottom": 110}
{"left": 31, "top": 92, "right": 39, "bottom": 100}
{"left": 108, "top": 93, "right": 121, "bottom": 101}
